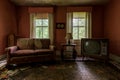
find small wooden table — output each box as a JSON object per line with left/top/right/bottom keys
{"left": 61, "top": 44, "right": 77, "bottom": 60}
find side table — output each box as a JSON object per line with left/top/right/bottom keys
{"left": 61, "top": 44, "right": 77, "bottom": 60}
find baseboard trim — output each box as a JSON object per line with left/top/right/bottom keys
{"left": 109, "top": 54, "right": 120, "bottom": 70}
{"left": 109, "top": 54, "right": 120, "bottom": 63}
{"left": 0, "top": 54, "right": 6, "bottom": 60}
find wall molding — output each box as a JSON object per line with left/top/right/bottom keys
{"left": 109, "top": 53, "right": 120, "bottom": 69}
{"left": 0, "top": 54, "right": 6, "bottom": 60}
{"left": 109, "top": 54, "right": 120, "bottom": 63}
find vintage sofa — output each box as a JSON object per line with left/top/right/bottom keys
{"left": 5, "top": 38, "right": 56, "bottom": 65}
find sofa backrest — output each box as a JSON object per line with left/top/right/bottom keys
{"left": 17, "top": 38, "right": 50, "bottom": 50}
{"left": 17, "top": 38, "right": 34, "bottom": 50}
{"left": 38, "top": 39, "right": 50, "bottom": 49}
{"left": 34, "top": 39, "right": 42, "bottom": 49}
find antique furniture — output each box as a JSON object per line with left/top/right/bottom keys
{"left": 61, "top": 43, "right": 77, "bottom": 60}
{"left": 81, "top": 38, "right": 109, "bottom": 62}
{"left": 7, "top": 33, "right": 15, "bottom": 47}
{"left": 5, "top": 38, "right": 56, "bottom": 65}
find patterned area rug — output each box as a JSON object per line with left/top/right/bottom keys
{"left": 0, "top": 60, "right": 120, "bottom": 80}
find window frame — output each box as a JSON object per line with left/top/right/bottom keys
{"left": 66, "top": 12, "right": 92, "bottom": 40}
{"left": 30, "top": 13, "right": 54, "bottom": 44}
{"left": 35, "top": 18, "right": 49, "bottom": 38}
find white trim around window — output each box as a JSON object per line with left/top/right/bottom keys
{"left": 30, "top": 13, "right": 54, "bottom": 44}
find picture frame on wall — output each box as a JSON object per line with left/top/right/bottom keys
{"left": 56, "top": 23, "right": 65, "bottom": 29}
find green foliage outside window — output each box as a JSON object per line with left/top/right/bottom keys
{"left": 72, "top": 18, "right": 86, "bottom": 39}
{"left": 73, "top": 27, "right": 85, "bottom": 39}
{"left": 35, "top": 19, "right": 49, "bottom": 38}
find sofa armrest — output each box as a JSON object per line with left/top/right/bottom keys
{"left": 5, "top": 46, "right": 18, "bottom": 54}
{"left": 5, "top": 46, "right": 18, "bottom": 64}
{"left": 49, "top": 45, "right": 56, "bottom": 50}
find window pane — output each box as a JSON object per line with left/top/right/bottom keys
{"left": 35, "top": 27, "right": 49, "bottom": 38}
{"left": 35, "top": 18, "right": 49, "bottom": 38}
{"left": 73, "top": 19, "right": 79, "bottom": 26}
{"left": 43, "top": 27, "right": 49, "bottom": 38}
{"left": 35, "top": 19, "right": 42, "bottom": 26}
{"left": 78, "top": 18, "right": 85, "bottom": 26}
{"left": 35, "top": 19, "right": 48, "bottom": 27}
{"left": 73, "top": 18, "right": 85, "bottom": 27}
{"left": 43, "top": 19, "right": 48, "bottom": 26}
{"left": 73, "top": 27, "right": 78, "bottom": 39}
{"left": 72, "top": 12, "right": 87, "bottom": 39}
{"left": 36, "top": 27, "right": 42, "bottom": 38}
{"left": 79, "top": 27, "right": 85, "bottom": 39}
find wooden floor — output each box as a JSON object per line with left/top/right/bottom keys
{"left": 0, "top": 56, "right": 120, "bottom": 80}
{"left": 0, "top": 60, "right": 119, "bottom": 80}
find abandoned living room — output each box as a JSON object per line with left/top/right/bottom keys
{"left": 0, "top": 0, "right": 120, "bottom": 80}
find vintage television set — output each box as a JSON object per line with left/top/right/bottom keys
{"left": 81, "top": 38, "right": 109, "bottom": 61}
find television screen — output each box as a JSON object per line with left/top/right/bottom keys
{"left": 81, "top": 38, "right": 109, "bottom": 61}
{"left": 83, "top": 40, "right": 101, "bottom": 54}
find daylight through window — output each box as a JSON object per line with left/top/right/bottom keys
{"left": 30, "top": 13, "right": 54, "bottom": 40}
{"left": 67, "top": 12, "right": 91, "bottom": 40}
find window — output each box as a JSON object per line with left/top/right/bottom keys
{"left": 67, "top": 12, "right": 91, "bottom": 40}
{"left": 30, "top": 13, "right": 49, "bottom": 38}
{"left": 35, "top": 18, "right": 49, "bottom": 38}
{"left": 30, "top": 13, "right": 54, "bottom": 44}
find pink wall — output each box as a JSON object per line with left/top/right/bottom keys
{"left": 55, "top": 7, "right": 66, "bottom": 49}
{"left": 92, "top": 6, "right": 104, "bottom": 38}
{"left": 104, "top": 0, "right": 120, "bottom": 56}
{"left": 0, "top": 0, "right": 17, "bottom": 55}
{"left": 28, "top": 7, "right": 54, "bottom": 13}
{"left": 17, "top": 7, "right": 30, "bottom": 38}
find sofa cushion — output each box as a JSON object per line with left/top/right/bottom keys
{"left": 11, "top": 50, "right": 35, "bottom": 57}
{"left": 17, "top": 38, "right": 34, "bottom": 50}
{"left": 40, "top": 39, "right": 50, "bottom": 49}
{"left": 34, "top": 49, "right": 53, "bottom": 55}
{"left": 34, "top": 39, "right": 42, "bottom": 49}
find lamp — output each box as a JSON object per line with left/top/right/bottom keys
{"left": 65, "top": 33, "right": 73, "bottom": 44}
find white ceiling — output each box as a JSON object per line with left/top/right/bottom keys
{"left": 10, "top": 0, "right": 110, "bottom": 6}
